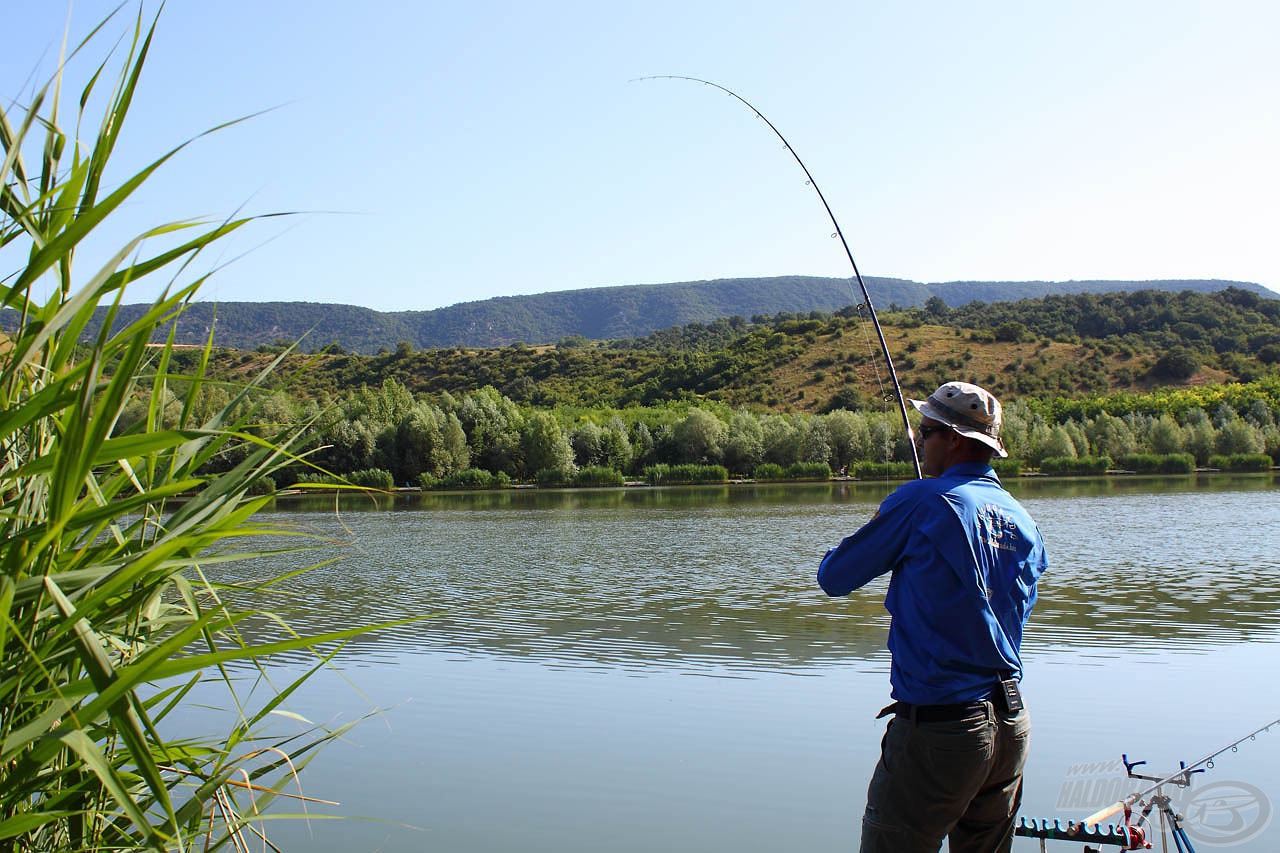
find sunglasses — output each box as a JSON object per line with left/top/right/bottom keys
{"left": 917, "top": 424, "right": 954, "bottom": 440}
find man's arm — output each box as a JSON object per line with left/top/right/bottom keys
{"left": 817, "top": 488, "right": 919, "bottom": 596}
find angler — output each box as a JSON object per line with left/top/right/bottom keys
{"left": 819, "top": 381, "right": 1049, "bottom": 852}
{"left": 647, "top": 78, "right": 1044, "bottom": 851}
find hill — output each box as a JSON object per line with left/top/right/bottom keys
{"left": 19, "top": 275, "right": 1270, "bottom": 354}
{"left": 206, "top": 287, "right": 1280, "bottom": 413}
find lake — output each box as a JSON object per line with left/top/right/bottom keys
{"left": 199, "top": 474, "right": 1280, "bottom": 852}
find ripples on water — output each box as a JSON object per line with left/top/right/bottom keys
{"left": 211, "top": 475, "right": 1280, "bottom": 673}
{"left": 197, "top": 476, "right": 1280, "bottom": 853}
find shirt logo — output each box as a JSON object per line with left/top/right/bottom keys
{"left": 978, "top": 503, "right": 1018, "bottom": 552}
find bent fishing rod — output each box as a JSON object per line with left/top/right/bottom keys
{"left": 636, "top": 75, "right": 922, "bottom": 479}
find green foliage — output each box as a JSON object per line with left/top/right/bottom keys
{"left": 672, "top": 409, "right": 727, "bottom": 464}
{"left": 535, "top": 466, "right": 573, "bottom": 487}
{"left": 35, "top": 277, "right": 1275, "bottom": 354}
{"left": 0, "top": 14, "right": 390, "bottom": 850}
{"left": 991, "top": 458, "right": 1024, "bottom": 477}
{"left": 347, "top": 468, "right": 396, "bottom": 489}
{"left": 1153, "top": 346, "right": 1200, "bottom": 379}
{"left": 852, "top": 461, "right": 916, "bottom": 479}
{"left": 1039, "top": 455, "right": 1113, "bottom": 475}
{"left": 1207, "top": 453, "right": 1273, "bottom": 472}
{"left": 752, "top": 463, "right": 787, "bottom": 481}
{"left": 247, "top": 475, "right": 278, "bottom": 495}
{"left": 1114, "top": 453, "right": 1196, "bottom": 474}
{"left": 994, "top": 321, "right": 1030, "bottom": 343}
{"left": 785, "top": 461, "right": 831, "bottom": 480}
{"left": 643, "top": 464, "right": 728, "bottom": 485}
{"left": 521, "top": 410, "right": 574, "bottom": 475}
{"left": 573, "top": 465, "right": 625, "bottom": 487}
{"left": 433, "top": 468, "right": 512, "bottom": 489}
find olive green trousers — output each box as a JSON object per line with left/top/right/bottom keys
{"left": 859, "top": 702, "right": 1030, "bottom": 853}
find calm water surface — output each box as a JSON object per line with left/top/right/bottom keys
{"left": 200, "top": 475, "right": 1280, "bottom": 852}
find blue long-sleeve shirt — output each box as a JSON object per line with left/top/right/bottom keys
{"left": 818, "top": 461, "right": 1048, "bottom": 705}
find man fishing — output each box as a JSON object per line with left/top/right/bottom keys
{"left": 818, "top": 381, "right": 1049, "bottom": 853}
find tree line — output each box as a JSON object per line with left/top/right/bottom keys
{"left": 163, "top": 379, "right": 1280, "bottom": 489}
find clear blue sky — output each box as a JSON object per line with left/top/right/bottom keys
{"left": 5, "top": 1, "right": 1278, "bottom": 311}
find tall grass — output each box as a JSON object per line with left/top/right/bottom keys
{"left": 1, "top": 10, "right": 390, "bottom": 850}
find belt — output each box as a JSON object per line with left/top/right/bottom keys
{"left": 877, "top": 700, "right": 989, "bottom": 723}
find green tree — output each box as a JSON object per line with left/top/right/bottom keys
{"left": 723, "top": 410, "right": 765, "bottom": 475}
{"left": 924, "top": 296, "right": 950, "bottom": 319}
{"left": 800, "top": 415, "right": 832, "bottom": 464}
{"left": 1183, "top": 420, "right": 1218, "bottom": 465}
{"left": 629, "top": 422, "right": 657, "bottom": 473}
{"left": 1153, "top": 347, "right": 1200, "bottom": 380}
{"left": 600, "top": 417, "right": 633, "bottom": 471}
{"left": 1217, "top": 419, "right": 1264, "bottom": 455}
{"left": 1149, "top": 414, "right": 1185, "bottom": 454}
{"left": 318, "top": 417, "right": 379, "bottom": 473}
{"left": 1085, "top": 413, "right": 1137, "bottom": 458}
{"left": 825, "top": 410, "right": 870, "bottom": 471}
{"left": 441, "top": 411, "right": 471, "bottom": 472}
{"left": 673, "top": 408, "right": 728, "bottom": 464}
{"left": 570, "top": 421, "right": 606, "bottom": 468}
{"left": 458, "top": 386, "right": 525, "bottom": 473}
{"left": 760, "top": 414, "right": 803, "bottom": 466}
{"left": 348, "top": 377, "right": 417, "bottom": 427}
{"left": 866, "top": 417, "right": 899, "bottom": 463}
{"left": 994, "top": 321, "right": 1030, "bottom": 343}
{"left": 521, "top": 411, "right": 574, "bottom": 475}
{"left": 1038, "top": 426, "right": 1078, "bottom": 462}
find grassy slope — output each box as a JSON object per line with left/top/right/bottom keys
{"left": 202, "top": 310, "right": 1264, "bottom": 413}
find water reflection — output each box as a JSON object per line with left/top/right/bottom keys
{"left": 218, "top": 475, "right": 1280, "bottom": 671}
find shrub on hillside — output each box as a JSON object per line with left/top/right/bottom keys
{"left": 1152, "top": 347, "right": 1200, "bottom": 380}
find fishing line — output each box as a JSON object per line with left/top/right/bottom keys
{"left": 1080, "top": 716, "right": 1280, "bottom": 829}
{"left": 635, "top": 75, "right": 921, "bottom": 478}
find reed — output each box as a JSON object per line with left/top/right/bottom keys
{"left": 1038, "top": 455, "right": 1113, "bottom": 476}
{"left": 1207, "top": 453, "right": 1273, "bottom": 472}
{"left": 1114, "top": 453, "right": 1196, "bottom": 474}
{"left": 851, "top": 461, "right": 916, "bottom": 480}
{"left": 643, "top": 464, "right": 728, "bottom": 485}
{"left": 573, "top": 465, "right": 624, "bottom": 487}
{"left": 1, "top": 9, "right": 391, "bottom": 850}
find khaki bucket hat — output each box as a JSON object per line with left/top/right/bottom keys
{"left": 909, "top": 381, "right": 1008, "bottom": 458}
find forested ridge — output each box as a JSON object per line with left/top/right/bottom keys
{"left": 203, "top": 287, "right": 1280, "bottom": 412}
{"left": 14, "top": 275, "right": 1267, "bottom": 353}
{"left": 129, "top": 287, "right": 1280, "bottom": 490}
